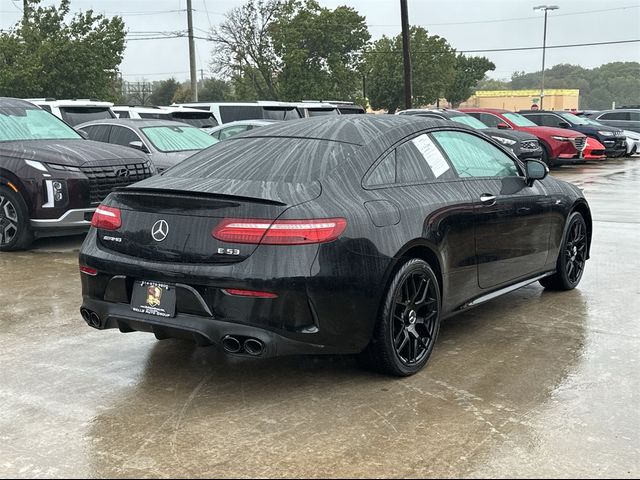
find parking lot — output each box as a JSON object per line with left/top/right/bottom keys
{"left": 1, "top": 158, "right": 639, "bottom": 478}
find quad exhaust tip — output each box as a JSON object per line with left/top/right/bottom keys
{"left": 222, "top": 335, "right": 242, "bottom": 354}
{"left": 81, "top": 308, "right": 102, "bottom": 329}
{"left": 221, "top": 335, "right": 265, "bottom": 356}
{"left": 244, "top": 338, "right": 265, "bottom": 356}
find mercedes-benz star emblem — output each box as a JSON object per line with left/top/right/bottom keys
{"left": 114, "top": 167, "right": 130, "bottom": 177}
{"left": 151, "top": 220, "right": 169, "bottom": 242}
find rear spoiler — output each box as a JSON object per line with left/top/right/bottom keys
{"left": 115, "top": 187, "right": 287, "bottom": 206}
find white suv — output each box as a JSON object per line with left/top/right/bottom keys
{"left": 113, "top": 105, "right": 218, "bottom": 128}
{"left": 173, "top": 101, "right": 301, "bottom": 125}
{"left": 27, "top": 99, "right": 116, "bottom": 126}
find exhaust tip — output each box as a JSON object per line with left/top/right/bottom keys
{"left": 89, "top": 312, "right": 101, "bottom": 329}
{"left": 80, "top": 308, "right": 91, "bottom": 323}
{"left": 244, "top": 338, "right": 265, "bottom": 357}
{"left": 222, "top": 335, "right": 242, "bottom": 354}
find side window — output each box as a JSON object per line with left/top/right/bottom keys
{"left": 219, "top": 106, "right": 262, "bottom": 123}
{"left": 630, "top": 112, "right": 640, "bottom": 121}
{"left": 600, "top": 111, "right": 629, "bottom": 121}
{"left": 523, "top": 114, "right": 541, "bottom": 125}
{"left": 432, "top": 131, "right": 520, "bottom": 178}
{"left": 479, "top": 113, "right": 503, "bottom": 128}
{"left": 109, "top": 126, "right": 141, "bottom": 147}
{"left": 219, "top": 125, "right": 250, "bottom": 140}
{"left": 40, "top": 105, "right": 52, "bottom": 113}
{"left": 396, "top": 140, "right": 437, "bottom": 183}
{"left": 398, "top": 134, "right": 455, "bottom": 183}
{"left": 540, "top": 114, "right": 563, "bottom": 127}
{"left": 82, "top": 125, "right": 111, "bottom": 143}
{"left": 366, "top": 151, "right": 396, "bottom": 186}
{"left": 116, "top": 110, "right": 130, "bottom": 119}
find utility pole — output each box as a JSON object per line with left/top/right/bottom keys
{"left": 22, "top": 0, "right": 29, "bottom": 29}
{"left": 533, "top": 5, "right": 559, "bottom": 110}
{"left": 187, "top": 0, "right": 198, "bottom": 101}
{"left": 400, "top": 0, "right": 412, "bottom": 110}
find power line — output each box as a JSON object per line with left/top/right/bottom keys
{"left": 459, "top": 39, "right": 640, "bottom": 54}
{"left": 360, "top": 39, "right": 640, "bottom": 54}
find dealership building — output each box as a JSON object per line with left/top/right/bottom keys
{"left": 462, "top": 88, "right": 580, "bottom": 111}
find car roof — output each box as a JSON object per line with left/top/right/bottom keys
{"left": 76, "top": 118, "right": 192, "bottom": 129}
{"left": 113, "top": 105, "right": 208, "bottom": 114}
{"left": 460, "top": 108, "right": 509, "bottom": 114}
{"left": 398, "top": 108, "right": 466, "bottom": 118}
{"left": 0, "top": 97, "right": 41, "bottom": 110}
{"left": 27, "top": 98, "right": 114, "bottom": 107}
{"left": 237, "top": 114, "right": 461, "bottom": 148}
{"left": 519, "top": 110, "right": 563, "bottom": 114}
{"left": 174, "top": 101, "right": 295, "bottom": 108}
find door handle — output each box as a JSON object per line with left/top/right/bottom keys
{"left": 480, "top": 194, "right": 497, "bottom": 205}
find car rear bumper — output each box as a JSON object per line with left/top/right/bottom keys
{"left": 80, "top": 296, "right": 354, "bottom": 357}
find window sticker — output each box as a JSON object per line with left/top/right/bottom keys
{"left": 411, "top": 134, "right": 450, "bottom": 178}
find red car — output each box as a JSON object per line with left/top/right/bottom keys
{"left": 460, "top": 108, "right": 587, "bottom": 166}
{"left": 583, "top": 137, "right": 606, "bottom": 160}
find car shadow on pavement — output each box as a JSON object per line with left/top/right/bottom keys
{"left": 83, "top": 285, "right": 588, "bottom": 477}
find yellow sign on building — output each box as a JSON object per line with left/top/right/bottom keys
{"left": 463, "top": 89, "right": 580, "bottom": 111}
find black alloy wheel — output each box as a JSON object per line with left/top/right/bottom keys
{"left": 0, "top": 187, "right": 33, "bottom": 251}
{"left": 540, "top": 212, "right": 587, "bottom": 290}
{"left": 361, "top": 258, "right": 441, "bottom": 376}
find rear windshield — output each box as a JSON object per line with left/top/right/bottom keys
{"left": 170, "top": 112, "right": 218, "bottom": 128}
{"left": 60, "top": 107, "right": 115, "bottom": 126}
{"left": 141, "top": 125, "right": 218, "bottom": 152}
{"left": 0, "top": 106, "right": 81, "bottom": 141}
{"left": 338, "top": 106, "right": 365, "bottom": 114}
{"left": 306, "top": 108, "right": 338, "bottom": 117}
{"left": 165, "top": 137, "right": 357, "bottom": 183}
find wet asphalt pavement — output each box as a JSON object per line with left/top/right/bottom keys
{"left": 1, "top": 159, "right": 639, "bottom": 478}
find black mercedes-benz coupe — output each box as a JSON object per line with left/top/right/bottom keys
{"left": 79, "top": 115, "right": 592, "bottom": 376}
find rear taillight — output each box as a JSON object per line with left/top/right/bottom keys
{"left": 91, "top": 206, "right": 121, "bottom": 231}
{"left": 212, "top": 218, "right": 347, "bottom": 245}
{"left": 79, "top": 265, "right": 98, "bottom": 276}
{"left": 222, "top": 288, "right": 278, "bottom": 298}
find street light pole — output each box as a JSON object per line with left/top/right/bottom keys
{"left": 533, "top": 5, "right": 558, "bottom": 110}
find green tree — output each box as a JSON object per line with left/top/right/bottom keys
{"left": 198, "top": 77, "right": 234, "bottom": 102}
{"left": 444, "top": 54, "right": 495, "bottom": 107}
{"left": 149, "top": 78, "right": 180, "bottom": 106}
{"left": 0, "top": 0, "right": 126, "bottom": 101}
{"left": 364, "top": 27, "right": 457, "bottom": 113}
{"left": 210, "top": 0, "right": 282, "bottom": 99}
{"left": 271, "top": 0, "right": 370, "bottom": 101}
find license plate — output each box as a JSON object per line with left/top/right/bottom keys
{"left": 131, "top": 281, "right": 176, "bottom": 318}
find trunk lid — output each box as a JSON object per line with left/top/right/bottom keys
{"left": 97, "top": 177, "right": 321, "bottom": 264}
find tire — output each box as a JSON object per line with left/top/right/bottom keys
{"left": 540, "top": 212, "right": 587, "bottom": 291}
{"left": 359, "top": 258, "right": 441, "bottom": 377}
{"left": 540, "top": 143, "right": 553, "bottom": 168}
{"left": 0, "top": 186, "right": 34, "bottom": 251}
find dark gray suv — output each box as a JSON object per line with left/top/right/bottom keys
{"left": 587, "top": 109, "right": 640, "bottom": 134}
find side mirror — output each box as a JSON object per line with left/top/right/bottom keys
{"left": 496, "top": 122, "right": 511, "bottom": 130}
{"left": 558, "top": 121, "right": 571, "bottom": 128}
{"left": 76, "top": 129, "right": 89, "bottom": 140}
{"left": 129, "top": 140, "right": 150, "bottom": 153}
{"left": 525, "top": 159, "right": 548, "bottom": 186}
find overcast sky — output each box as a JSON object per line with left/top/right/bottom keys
{"left": 2, "top": 0, "right": 639, "bottom": 82}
